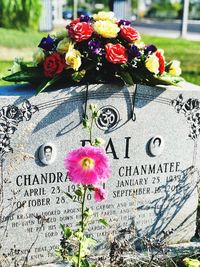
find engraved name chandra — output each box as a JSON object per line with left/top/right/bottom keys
{"left": 16, "top": 172, "right": 68, "bottom": 186}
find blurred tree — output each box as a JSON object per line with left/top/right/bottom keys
{"left": 189, "top": 0, "right": 200, "bottom": 19}
{"left": 146, "top": 0, "right": 183, "bottom": 19}
{"left": 0, "top": 0, "right": 41, "bottom": 30}
{"left": 131, "top": 0, "right": 138, "bottom": 17}
{"left": 131, "top": 0, "right": 138, "bottom": 10}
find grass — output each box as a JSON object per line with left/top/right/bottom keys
{"left": 0, "top": 28, "right": 200, "bottom": 86}
{"left": 0, "top": 61, "right": 13, "bottom": 85}
{"left": 142, "top": 35, "right": 200, "bottom": 85}
{"left": 0, "top": 27, "right": 44, "bottom": 48}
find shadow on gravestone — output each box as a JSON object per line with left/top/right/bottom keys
{"left": 5, "top": 84, "right": 167, "bottom": 137}
{"left": 136, "top": 166, "right": 198, "bottom": 238}
{"left": 32, "top": 84, "right": 136, "bottom": 136}
{"left": 31, "top": 85, "right": 165, "bottom": 137}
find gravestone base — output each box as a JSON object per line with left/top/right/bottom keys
{"left": 32, "top": 241, "right": 200, "bottom": 267}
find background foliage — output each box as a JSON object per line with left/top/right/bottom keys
{"left": 0, "top": 0, "right": 42, "bottom": 30}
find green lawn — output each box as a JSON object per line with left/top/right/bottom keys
{"left": 0, "top": 28, "right": 200, "bottom": 86}
{"left": 0, "top": 61, "right": 13, "bottom": 85}
{"left": 142, "top": 35, "right": 200, "bottom": 85}
{"left": 0, "top": 27, "right": 44, "bottom": 48}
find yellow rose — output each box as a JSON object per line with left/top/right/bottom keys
{"left": 168, "top": 60, "right": 182, "bottom": 76}
{"left": 145, "top": 54, "right": 159, "bottom": 74}
{"left": 94, "top": 21, "right": 120, "bottom": 38}
{"left": 57, "top": 38, "right": 73, "bottom": 54}
{"left": 33, "top": 48, "right": 45, "bottom": 65}
{"left": 93, "top": 11, "right": 117, "bottom": 23}
{"left": 65, "top": 49, "right": 81, "bottom": 71}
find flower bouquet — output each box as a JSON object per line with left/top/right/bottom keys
{"left": 3, "top": 11, "right": 183, "bottom": 94}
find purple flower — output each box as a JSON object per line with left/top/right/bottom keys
{"left": 118, "top": 19, "right": 131, "bottom": 26}
{"left": 38, "top": 35, "right": 54, "bottom": 51}
{"left": 144, "top": 44, "right": 157, "bottom": 54}
{"left": 128, "top": 45, "right": 141, "bottom": 59}
{"left": 80, "top": 15, "right": 91, "bottom": 23}
{"left": 88, "top": 40, "right": 102, "bottom": 55}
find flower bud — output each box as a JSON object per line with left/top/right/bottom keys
{"left": 168, "top": 60, "right": 182, "bottom": 76}
{"left": 57, "top": 38, "right": 72, "bottom": 54}
{"left": 33, "top": 48, "right": 45, "bottom": 65}
{"left": 74, "top": 230, "right": 83, "bottom": 239}
{"left": 95, "top": 138, "right": 105, "bottom": 146}
{"left": 94, "top": 187, "right": 107, "bottom": 202}
{"left": 10, "top": 61, "right": 21, "bottom": 74}
{"left": 89, "top": 104, "right": 97, "bottom": 113}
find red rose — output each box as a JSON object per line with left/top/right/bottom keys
{"left": 105, "top": 43, "right": 128, "bottom": 64}
{"left": 155, "top": 50, "right": 165, "bottom": 74}
{"left": 67, "top": 18, "right": 80, "bottom": 28}
{"left": 68, "top": 22, "right": 93, "bottom": 43}
{"left": 43, "top": 52, "right": 65, "bottom": 78}
{"left": 120, "top": 26, "right": 140, "bottom": 42}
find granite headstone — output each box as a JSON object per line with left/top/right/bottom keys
{"left": 0, "top": 83, "right": 199, "bottom": 266}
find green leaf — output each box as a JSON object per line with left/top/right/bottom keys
{"left": 183, "top": 257, "right": 200, "bottom": 267}
{"left": 36, "top": 74, "right": 63, "bottom": 94}
{"left": 72, "top": 70, "right": 86, "bottom": 82}
{"left": 83, "top": 208, "right": 93, "bottom": 218}
{"left": 150, "top": 74, "right": 184, "bottom": 86}
{"left": 2, "top": 68, "right": 44, "bottom": 83}
{"left": 94, "top": 137, "right": 105, "bottom": 146}
{"left": 60, "top": 225, "right": 73, "bottom": 238}
{"left": 99, "top": 218, "right": 110, "bottom": 227}
{"left": 75, "top": 188, "right": 83, "bottom": 197}
{"left": 82, "top": 118, "right": 90, "bottom": 129}
{"left": 92, "top": 111, "right": 99, "bottom": 119}
{"left": 87, "top": 185, "right": 95, "bottom": 191}
{"left": 74, "top": 230, "right": 83, "bottom": 240}
{"left": 81, "top": 258, "right": 90, "bottom": 267}
{"left": 116, "top": 71, "right": 134, "bottom": 85}
{"left": 71, "top": 255, "right": 79, "bottom": 264}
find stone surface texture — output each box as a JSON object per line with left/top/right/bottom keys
{"left": 0, "top": 82, "right": 199, "bottom": 267}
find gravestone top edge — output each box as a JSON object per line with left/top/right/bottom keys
{"left": 0, "top": 81, "right": 199, "bottom": 97}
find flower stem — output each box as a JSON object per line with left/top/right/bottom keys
{"left": 89, "top": 117, "right": 94, "bottom": 144}
{"left": 77, "top": 186, "right": 87, "bottom": 267}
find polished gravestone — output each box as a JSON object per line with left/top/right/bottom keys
{"left": 0, "top": 83, "right": 199, "bottom": 266}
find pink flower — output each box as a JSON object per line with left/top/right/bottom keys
{"left": 64, "top": 146, "right": 111, "bottom": 185}
{"left": 94, "top": 187, "right": 107, "bottom": 202}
